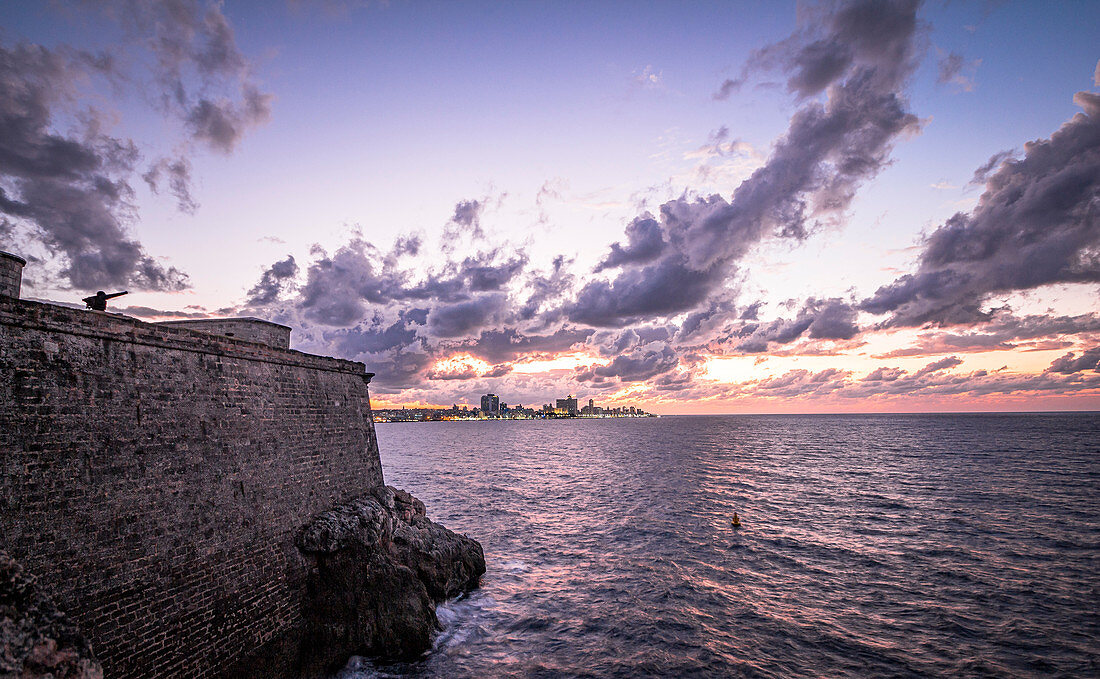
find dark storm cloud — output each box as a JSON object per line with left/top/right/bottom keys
{"left": 735, "top": 298, "right": 859, "bottom": 352}
{"left": 243, "top": 224, "right": 543, "bottom": 392}
{"left": 740, "top": 301, "right": 764, "bottom": 320}
{"left": 358, "top": 347, "right": 437, "bottom": 393}
{"left": 587, "top": 326, "right": 674, "bottom": 357}
{"left": 245, "top": 255, "right": 298, "bottom": 306}
{"left": 0, "top": 43, "right": 189, "bottom": 291}
{"left": 677, "top": 295, "right": 738, "bottom": 341}
{"left": 651, "top": 370, "right": 695, "bottom": 392}
{"left": 568, "top": 0, "right": 921, "bottom": 328}
{"left": 569, "top": 248, "right": 726, "bottom": 327}
{"left": 387, "top": 235, "right": 421, "bottom": 261}
{"left": 297, "top": 240, "right": 409, "bottom": 325}
{"left": 576, "top": 343, "right": 679, "bottom": 383}
{"left": 519, "top": 254, "right": 574, "bottom": 322}
{"left": 186, "top": 86, "right": 272, "bottom": 153}
{"left": 427, "top": 293, "right": 507, "bottom": 338}
{"left": 722, "top": 0, "right": 919, "bottom": 100}
{"left": 0, "top": 1, "right": 270, "bottom": 291}
{"left": 462, "top": 327, "right": 592, "bottom": 364}
{"left": 594, "top": 216, "right": 665, "bottom": 272}
{"left": 863, "top": 91, "right": 1100, "bottom": 327}
{"left": 968, "top": 149, "right": 1013, "bottom": 186}
{"left": 461, "top": 251, "right": 527, "bottom": 291}
{"left": 875, "top": 313, "right": 1100, "bottom": 357}
{"left": 397, "top": 248, "right": 527, "bottom": 303}
{"left": 293, "top": 235, "right": 494, "bottom": 326}
{"left": 331, "top": 317, "right": 420, "bottom": 357}
{"left": 1046, "top": 346, "right": 1100, "bottom": 374}
{"left": 914, "top": 355, "right": 963, "bottom": 375}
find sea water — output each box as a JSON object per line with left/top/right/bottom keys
{"left": 338, "top": 413, "right": 1099, "bottom": 678}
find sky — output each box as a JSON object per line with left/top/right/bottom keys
{"left": 2, "top": 0, "right": 1099, "bottom": 414}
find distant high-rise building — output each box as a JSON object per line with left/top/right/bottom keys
{"left": 555, "top": 395, "right": 578, "bottom": 415}
{"left": 481, "top": 393, "right": 500, "bottom": 415}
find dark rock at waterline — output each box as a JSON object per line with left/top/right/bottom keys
{"left": 289, "top": 486, "right": 485, "bottom": 677}
{"left": 0, "top": 552, "right": 104, "bottom": 679}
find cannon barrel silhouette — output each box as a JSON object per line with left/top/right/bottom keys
{"left": 82, "top": 290, "right": 128, "bottom": 311}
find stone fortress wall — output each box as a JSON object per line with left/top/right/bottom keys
{"left": 158, "top": 317, "right": 292, "bottom": 349}
{"left": 0, "top": 253, "right": 384, "bottom": 678}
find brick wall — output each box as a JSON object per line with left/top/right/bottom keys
{"left": 0, "top": 296, "right": 385, "bottom": 678}
{"left": 0, "top": 251, "right": 25, "bottom": 299}
{"left": 157, "top": 318, "right": 292, "bottom": 349}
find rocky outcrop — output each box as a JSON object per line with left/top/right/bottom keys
{"left": 291, "top": 486, "right": 485, "bottom": 677}
{"left": 0, "top": 552, "right": 103, "bottom": 679}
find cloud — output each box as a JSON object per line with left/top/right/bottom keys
{"left": 186, "top": 86, "right": 272, "bottom": 153}
{"left": 107, "top": 0, "right": 273, "bottom": 152}
{"left": 874, "top": 312, "right": 1100, "bottom": 357}
{"left": 331, "top": 316, "right": 421, "bottom": 357}
{"left": 631, "top": 65, "right": 663, "bottom": 89}
{"left": 427, "top": 293, "right": 507, "bottom": 338}
{"left": 568, "top": 0, "right": 921, "bottom": 328}
{"left": 296, "top": 239, "right": 406, "bottom": 325}
{"left": 728, "top": 357, "right": 1100, "bottom": 402}
{"left": 1046, "top": 346, "right": 1100, "bottom": 374}
{"left": 461, "top": 250, "right": 527, "bottom": 292}
{"left": 0, "top": 43, "right": 190, "bottom": 291}
{"left": 576, "top": 343, "right": 679, "bottom": 383}
{"left": 229, "top": 1, "right": 1099, "bottom": 410}
{"left": 968, "top": 149, "right": 1013, "bottom": 186}
{"left": 914, "top": 355, "right": 963, "bottom": 375}
{"left": 735, "top": 298, "right": 859, "bottom": 352}
{"left": 863, "top": 91, "right": 1100, "bottom": 326}
{"left": 594, "top": 215, "right": 666, "bottom": 272}
{"left": 461, "top": 327, "right": 592, "bottom": 364}
{"left": 442, "top": 199, "right": 485, "bottom": 244}
{"left": 936, "top": 50, "right": 979, "bottom": 91}
{"left": 143, "top": 157, "right": 197, "bottom": 213}
{"left": 245, "top": 255, "right": 298, "bottom": 305}
{"left": 0, "top": 1, "right": 270, "bottom": 291}
{"left": 519, "top": 254, "right": 574, "bottom": 322}
{"left": 712, "top": 77, "right": 743, "bottom": 101}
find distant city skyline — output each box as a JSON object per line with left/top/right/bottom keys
{"left": 373, "top": 392, "right": 651, "bottom": 421}
{"left": 1, "top": 1, "right": 1098, "bottom": 414}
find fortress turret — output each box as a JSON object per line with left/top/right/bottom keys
{"left": 0, "top": 251, "right": 26, "bottom": 299}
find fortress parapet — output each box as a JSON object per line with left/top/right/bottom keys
{"left": 158, "top": 317, "right": 292, "bottom": 349}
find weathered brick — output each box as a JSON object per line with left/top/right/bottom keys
{"left": 0, "top": 296, "right": 384, "bottom": 679}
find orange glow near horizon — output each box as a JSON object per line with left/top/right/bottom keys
{"left": 430, "top": 353, "right": 494, "bottom": 376}
{"left": 374, "top": 332, "right": 1100, "bottom": 414}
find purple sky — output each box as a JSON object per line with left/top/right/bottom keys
{"left": 2, "top": 0, "right": 1099, "bottom": 413}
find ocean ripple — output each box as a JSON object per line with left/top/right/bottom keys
{"left": 340, "top": 413, "right": 1100, "bottom": 678}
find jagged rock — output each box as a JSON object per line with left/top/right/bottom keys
{"left": 290, "top": 487, "right": 485, "bottom": 677}
{"left": 0, "top": 552, "right": 103, "bottom": 679}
